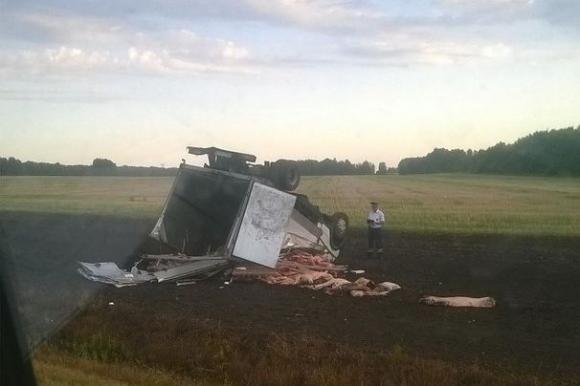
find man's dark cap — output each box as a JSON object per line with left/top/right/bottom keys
{"left": 370, "top": 201, "right": 378, "bottom": 205}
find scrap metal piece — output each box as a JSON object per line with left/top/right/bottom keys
{"left": 283, "top": 210, "right": 324, "bottom": 250}
{"left": 282, "top": 210, "right": 342, "bottom": 259}
{"left": 78, "top": 259, "right": 229, "bottom": 286}
{"left": 140, "top": 254, "right": 226, "bottom": 262}
{"left": 176, "top": 280, "right": 197, "bottom": 287}
{"left": 78, "top": 262, "right": 155, "bottom": 287}
{"left": 153, "top": 259, "right": 229, "bottom": 282}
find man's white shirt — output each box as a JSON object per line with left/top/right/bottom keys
{"left": 368, "top": 209, "right": 385, "bottom": 229}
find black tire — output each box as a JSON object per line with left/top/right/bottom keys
{"left": 329, "top": 212, "right": 349, "bottom": 250}
{"left": 272, "top": 160, "right": 300, "bottom": 191}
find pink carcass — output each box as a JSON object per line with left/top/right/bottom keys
{"left": 233, "top": 248, "right": 400, "bottom": 297}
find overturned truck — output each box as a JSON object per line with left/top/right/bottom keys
{"left": 147, "top": 147, "right": 349, "bottom": 269}
{"left": 80, "top": 147, "right": 349, "bottom": 286}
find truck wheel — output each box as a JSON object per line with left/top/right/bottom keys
{"left": 329, "top": 212, "right": 349, "bottom": 250}
{"left": 272, "top": 160, "right": 300, "bottom": 191}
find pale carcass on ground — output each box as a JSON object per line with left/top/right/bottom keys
{"left": 420, "top": 296, "right": 496, "bottom": 308}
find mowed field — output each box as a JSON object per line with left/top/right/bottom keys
{"left": 2, "top": 173, "right": 580, "bottom": 235}
{"left": 2, "top": 174, "right": 580, "bottom": 385}
{"left": 301, "top": 174, "right": 580, "bottom": 235}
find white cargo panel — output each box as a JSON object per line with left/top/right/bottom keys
{"left": 232, "top": 182, "right": 296, "bottom": 268}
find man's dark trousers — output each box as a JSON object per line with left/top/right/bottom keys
{"left": 368, "top": 228, "right": 383, "bottom": 258}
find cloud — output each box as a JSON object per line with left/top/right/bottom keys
{"left": 1, "top": 0, "right": 386, "bottom": 36}
{"left": 0, "top": 43, "right": 254, "bottom": 78}
{"left": 342, "top": 35, "right": 514, "bottom": 66}
{"left": 535, "top": 0, "right": 580, "bottom": 29}
{"left": 1, "top": 0, "right": 578, "bottom": 80}
{"left": 441, "top": 0, "right": 533, "bottom": 6}
{"left": 0, "top": 10, "right": 255, "bottom": 78}
{"left": 239, "top": 0, "right": 385, "bottom": 33}
{"left": 439, "top": 0, "right": 535, "bottom": 13}
{"left": 437, "top": 0, "right": 536, "bottom": 24}
{"left": 0, "top": 86, "right": 125, "bottom": 103}
{"left": 137, "top": 30, "right": 250, "bottom": 62}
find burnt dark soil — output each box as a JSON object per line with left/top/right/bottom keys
{"left": 2, "top": 211, "right": 580, "bottom": 378}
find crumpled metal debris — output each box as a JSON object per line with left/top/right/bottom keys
{"left": 78, "top": 262, "right": 155, "bottom": 288}
{"left": 78, "top": 256, "right": 229, "bottom": 287}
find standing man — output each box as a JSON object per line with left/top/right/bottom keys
{"left": 367, "top": 202, "right": 385, "bottom": 258}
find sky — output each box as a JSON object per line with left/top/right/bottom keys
{"left": 1, "top": 0, "right": 579, "bottom": 168}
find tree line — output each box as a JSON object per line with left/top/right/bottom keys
{"left": 6, "top": 125, "right": 578, "bottom": 177}
{"left": 398, "top": 126, "right": 580, "bottom": 176}
{"left": 0, "top": 157, "right": 178, "bottom": 177}
{"left": 0, "top": 157, "right": 388, "bottom": 176}
{"left": 295, "top": 159, "right": 377, "bottom": 176}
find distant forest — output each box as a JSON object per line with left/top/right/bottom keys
{"left": 5, "top": 126, "right": 577, "bottom": 177}
{"left": 0, "top": 157, "right": 178, "bottom": 177}
{"left": 0, "top": 156, "right": 386, "bottom": 177}
{"left": 398, "top": 126, "right": 580, "bottom": 176}
{"left": 296, "top": 159, "right": 382, "bottom": 176}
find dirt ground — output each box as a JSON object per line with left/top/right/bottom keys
{"left": 2, "top": 211, "right": 580, "bottom": 377}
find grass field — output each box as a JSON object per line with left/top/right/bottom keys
{"left": 34, "top": 347, "right": 214, "bottom": 386}
{"left": 33, "top": 314, "right": 562, "bottom": 386}
{"left": 3, "top": 174, "right": 580, "bottom": 385}
{"left": 2, "top": 174, "right": 580, "bottom": 235}
{"left": 0, "top": 176, "right": 173, "bottom": 218}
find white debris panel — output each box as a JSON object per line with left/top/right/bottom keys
{"left": 232, "top": 248, "right": 401, "bottom": 298}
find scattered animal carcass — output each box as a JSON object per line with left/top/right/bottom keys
{"left": 231, "top": 248, "right": 401, "bottom": 297}
{"left": 79, "top": 147, "right": 351, "bottom": 287}
{"left": 420, "top": 296, "right": 496, "bottom": 308}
